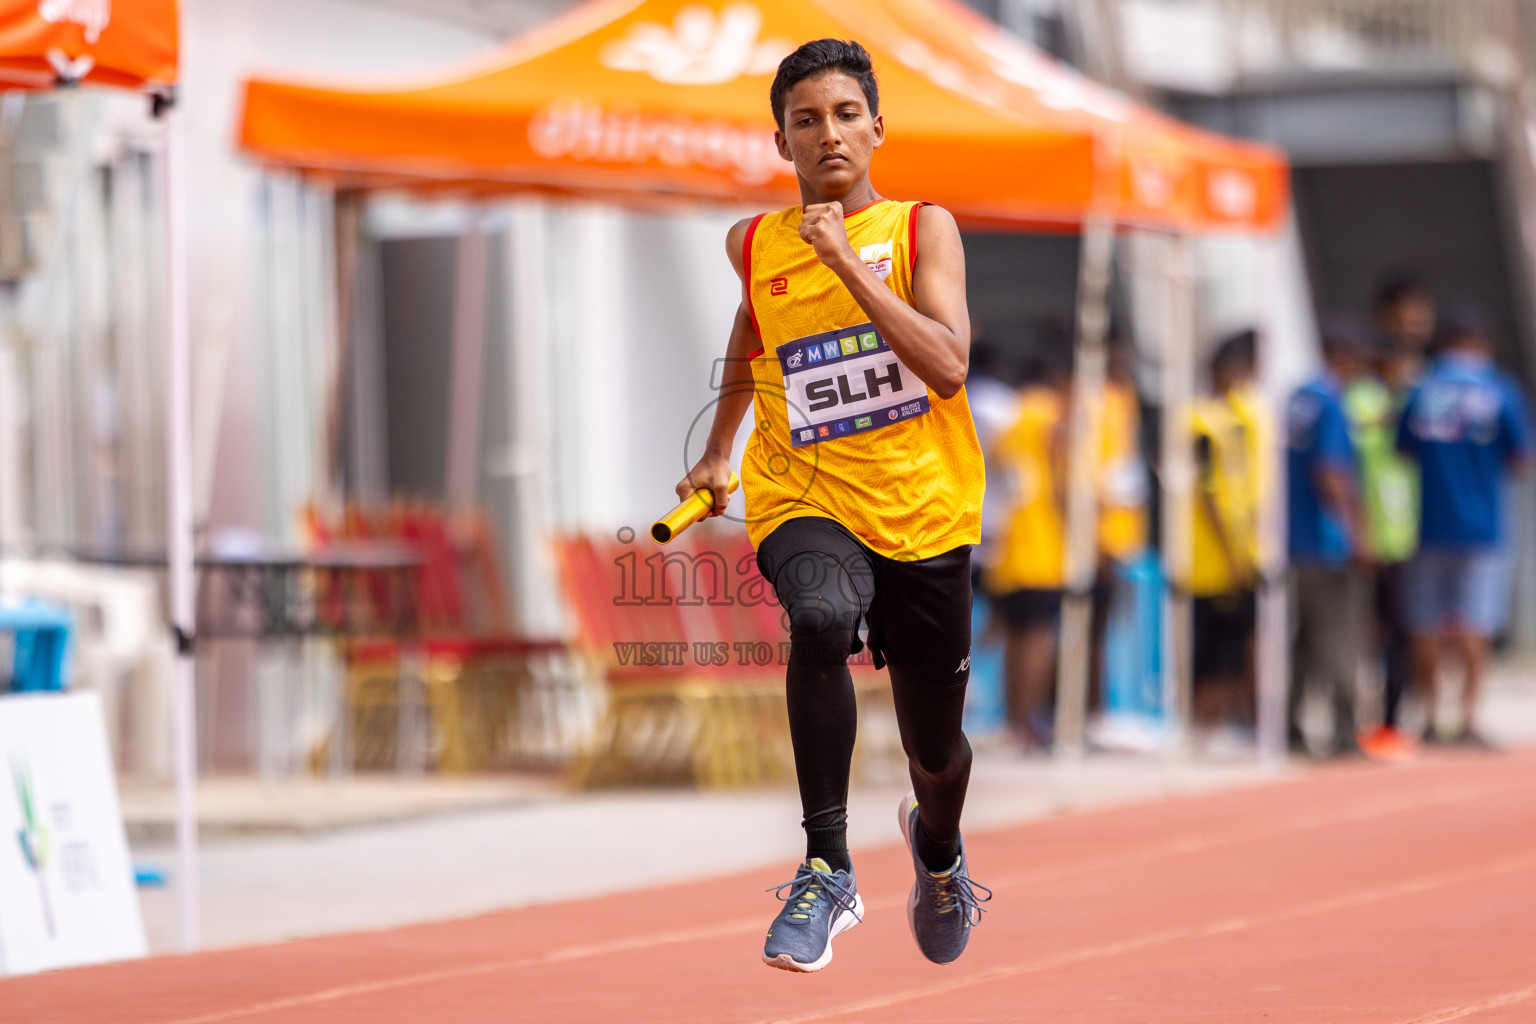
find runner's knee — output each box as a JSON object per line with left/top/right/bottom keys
{"left": 906, "top": 733, "right": 972, "bottom": 783}
{"left": 785, "top": 600, "right": 859, "bottom": 665}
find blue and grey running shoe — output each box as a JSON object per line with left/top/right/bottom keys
{"left": 898, "top": 793, "right": 992, "bottom": 964}
{"left": 762, "top": 857, "right": 864, "bottom": 972}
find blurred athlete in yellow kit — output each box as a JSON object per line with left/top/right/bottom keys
{"left": 677, "top": 39, "right": 989, "bottom": 973}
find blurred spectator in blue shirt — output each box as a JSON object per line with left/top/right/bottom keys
{"left": 1397, "top": 306, "right": 1533, "bottom": 746}
{"left": 1287, "top": 319, "right": 1371, "bottom": 757}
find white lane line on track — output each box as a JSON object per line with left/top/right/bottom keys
{"left": 1398, "top": 985, "right": 1536, "bottom": 1024}
{"left": 971, "top": 778, "right": 1534, "bottom": 897}
{"left": 148, "top": 916, "right": 774, "bottom": 1024}
{"left": 753, "top": 853, "right": 1536, "bottom": 1024}
{"left": 145, "top": 776, "right": 1536, "bottom": 1024}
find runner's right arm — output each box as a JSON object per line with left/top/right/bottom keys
{"left": 675, "top": 218, "right": 759, "bottom": 516}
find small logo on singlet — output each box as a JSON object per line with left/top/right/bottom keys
{"left": 859, "top": 241, "right": 894, "bottom": 281}
{"left": 770, "top": 277, "right": 788, "bottom": 296}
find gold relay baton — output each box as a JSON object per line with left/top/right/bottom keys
{"left": 652, "top": 472, "right": 740, "bottom": 544}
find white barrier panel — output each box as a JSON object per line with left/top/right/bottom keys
{"left": 0, "top": 692, "right": 146, "bottom": 975}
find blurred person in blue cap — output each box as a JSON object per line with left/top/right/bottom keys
{"left": 1287, "top": 316, "right": 1373, "bottom": 757}
{"left": 1396, "top": 304, "right": 1533, "bottom": 747}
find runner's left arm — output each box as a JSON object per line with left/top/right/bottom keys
{"left": 799, "top": 202, "right": 970, "bottom": 398}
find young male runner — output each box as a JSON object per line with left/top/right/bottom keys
{"left": 676, "top": 39, "right": 989, "bottom": 973}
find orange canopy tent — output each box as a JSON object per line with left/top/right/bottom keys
{"left": 0, "top": 0, "right": 199, "bottom": 953}
{"left": 861, "top": 0, "right": 1287, "bottom": 231}
{"left": 238, "top": 0, "right": 1287, "bottom": 233}
{"left": 0, "top": 0, "right": 176, "bottom": 91}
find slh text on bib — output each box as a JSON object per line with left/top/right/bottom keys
{"left": 776, "top": 322, "right": 930, "bottom": 447}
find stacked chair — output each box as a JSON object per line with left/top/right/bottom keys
{"left": 309, "top": 503, "right": 570, "bottom": 773}
{"left": 555, "top": 524, "right": 895, "bottom": 788}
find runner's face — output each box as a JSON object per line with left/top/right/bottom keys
{"left": 775, "top": 73, "right": 883, "bottom": 198}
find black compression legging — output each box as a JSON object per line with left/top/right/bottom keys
{"left": 757, "top": 517, "right": 974, "bottom": 864}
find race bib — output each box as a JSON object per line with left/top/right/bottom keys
{"left": 777, "top": 322, "right": 930, "bottom": 447}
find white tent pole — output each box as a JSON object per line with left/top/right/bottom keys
{"left": 1054, "top": 126, "right": 1122, "bottom": 776}
{"left": 1160, "top": 231, "right": 1196, "bottom": 763}
{"left": 162, "top": 95, "right": 199, "bottom": 952}
{"left": 446, "top": 214, "right": 491, "bottom": 515}
{"left": 1053, "top": 212, "right": 1114, "bottom": 764}
{"left": 1254, "top": 233, "right": 1290, "bottom": 764}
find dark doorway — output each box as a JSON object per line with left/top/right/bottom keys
{"left": 1291, "top": 160, "right": 1533, "bottom": 384}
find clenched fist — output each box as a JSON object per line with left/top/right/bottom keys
{"left": 676, "top": 452, "right": 733, "bottom": 517}
{"left": 799, "top": 202, "right": 857, "bottom": 270}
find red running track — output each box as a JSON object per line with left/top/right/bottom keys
{"left": 6, "top": 749, "right": 1536, "bottom": 1023}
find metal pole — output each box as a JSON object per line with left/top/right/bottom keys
{"left": 1054, "top": 215, "right": 1115, "bottom": 763}
{"left": 1160, "top": 232, "right": 1196, "bottom": 763}
{"left": 162, "top": 97, "right": 199, "bottom": 951}
{"left": 1492, "top": 0, "right": 1536, "bottom": 653}
{"left": 446, "top": 217, "right": 491, "bottom": 515}
{"left": 328, "top": 191, "right": 362, "bottom": 518}
{"left": 1254, "top": 233, "right": 1290, "bottom": 763}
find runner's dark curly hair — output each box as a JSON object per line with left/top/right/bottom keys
{"left": 770, "top": 39, "right": 879, "bottom": 131}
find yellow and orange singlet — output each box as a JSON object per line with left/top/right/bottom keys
{"left": 1189, "top": 388, "right": 1265, "bottom": 596}
{"left": 740, "top": 200, "right": 983, "bottom": 559}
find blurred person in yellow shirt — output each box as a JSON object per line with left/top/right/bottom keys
{"left": 1190, "top": 331, "right": 1263, "bottom": 736}
{"left": 1089, "top": 341, "right": 1149, "bottom": 719}
{"left": 987, "top": 344, "right": 1072, "bottom": 748}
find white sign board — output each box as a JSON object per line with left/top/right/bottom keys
{"left": 0, "top": 692, "right": 146, "bottom": 975}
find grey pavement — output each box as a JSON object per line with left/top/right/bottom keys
{"left": 129, "top": 658, "right": 1536, "bottom": 954}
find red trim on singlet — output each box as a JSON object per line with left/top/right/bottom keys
{"left": 743, "top": 213, "right": 766, "bottom": 358}
{"left": 907, "top": 201, "right": 928, "bottom": 275}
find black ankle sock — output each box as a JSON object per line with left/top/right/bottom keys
{"left": 805, "top": 825, "right": 852, "bottom": 874}
{"left": 915, "top": 820, "right": 961, "bottom": 873}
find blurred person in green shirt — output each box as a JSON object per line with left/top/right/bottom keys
{"left": 1348, "top": 312, "right": 1424, "bottom": 760}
